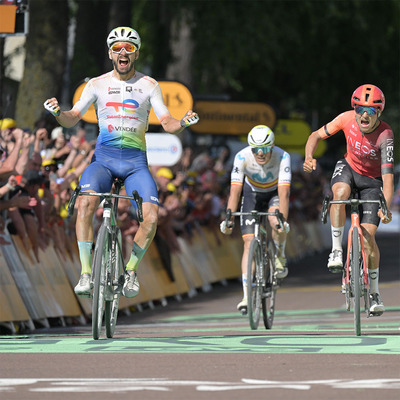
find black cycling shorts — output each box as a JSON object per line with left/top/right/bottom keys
{"left": 331, "top": 159, "right": 383, "bottom": 226}
{"left": 240, "top": 181, "right": 279, "bottom": 236}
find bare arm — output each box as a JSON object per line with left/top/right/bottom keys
{"left": 15, "top": 133, "right": 35, "bottom": 175}
{"left": 160, "top": 110, "right": 199, "bottom": 134}
{"left": 303, "top": 131, "right": 323, "bottom": 173}
{"left": 226, "top": 184, "right": 243, "bottom": 215}
{"left": 44, "top": 97, "right": 80, "bottom": 128}
{"left": 379, "top": 173, "right": 394, "bottom": 224}
{"left": 277, "top": 184, "right": 290, "bottom": 221}
{"left": 0, "top": 130, "right": 23, "bottom": 180}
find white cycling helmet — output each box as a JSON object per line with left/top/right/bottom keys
{"left": 247, "top": 125, "right": 275, "bottom": 147}
{"left": 107, "top": 27, "right": 141, "bottom": 50}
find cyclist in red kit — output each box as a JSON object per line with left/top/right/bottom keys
{"left": 303, "top": 84, "right": 394, "bottom": 315}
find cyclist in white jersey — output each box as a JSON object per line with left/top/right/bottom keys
{"left": 44, "top": 26, "right": 199, "bottom": 298}
{"left": 220, "top": 125, "right": 291, "bottom": 313}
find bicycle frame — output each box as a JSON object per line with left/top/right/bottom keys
{"left": 345, "top": 199, "right": 369, "bottom": 289}
{"left": 68, "top": 179, "right": 143, "bottom": 339}
{"left": 225, "top": 208, "right": 284, "bottom": 330}
{"left": 321, "top": 191, "right": 388, "bottom": 335}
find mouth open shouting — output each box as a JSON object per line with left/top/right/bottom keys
{"left": 355, "top": 111, "right": 380, "bottom": 134}
{"left": 114, "top": 54, "right": 135, "bottom": 75}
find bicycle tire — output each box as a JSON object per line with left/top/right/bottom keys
{"left": 262, "top": 241, "right": 276, "bottom": 329}
{"left": 351, "top": 227, "right": 362, "bottom": 336}
{"left": 105, "top": 228, "right": 123, "bottom": 338}
{"left": 92, "top": 224, "right": 109, "bottom": 340}
{"left": 247, "top": 238, "right": 262, "bottom": 330}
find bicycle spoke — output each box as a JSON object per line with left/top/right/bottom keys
{"left": 92, "top": 224, "right": 109, "bottom": 340}
{"left": 262, "top": 242, "right": 276, "bottom": 329}
{"left": 247, "top": 238, "right": 262, "bottom": 330}
{"left": 105, "top": 228, "right": 123, "bottom": 338}
{"left": 351, "top": 228, "right": 361, "bottom": 336}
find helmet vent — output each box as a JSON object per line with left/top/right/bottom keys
{"left": 365, "top": 93, "right": 370, "bottom": 102}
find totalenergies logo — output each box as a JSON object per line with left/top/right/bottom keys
{"left": 106, "top": 99, "right": 139, "bottom": 113}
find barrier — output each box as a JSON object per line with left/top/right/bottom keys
{"left": 0, "top": 220, "right": 330, "bottom": 330}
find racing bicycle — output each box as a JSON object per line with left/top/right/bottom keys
{"left": 68, "top": 178, "right": 143, "bottom": 340}
{"left": 225, "top": 209, "right": 285, "bottom": 330}
{"left": 321, "top": 191, "right": 388, "bottom": 336}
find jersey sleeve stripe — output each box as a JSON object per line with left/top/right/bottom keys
{"left": 324, "top": 125, "right": 332, "bottom": 137}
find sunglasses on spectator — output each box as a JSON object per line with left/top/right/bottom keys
{"left": 110, "top": 42, "right": 137, "bottom": 54}
{"left": 251, "top": 146, "right": 272, "bottom": 154}
{"left": 355, "top": 106, "right": 377, "bottom": 115}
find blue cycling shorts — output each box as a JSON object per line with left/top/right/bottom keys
{"left": 79, "top": 144, "right": 159, "bottom": 206}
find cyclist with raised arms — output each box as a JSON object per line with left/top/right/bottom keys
{"left": 303, "top": 84, "right": 394, "bottom": 315}
{"left": 44, "top": 27, "right": 199, "bottom": 298}
{"left": 220, "top": 125, "right": 291, "bottom": 313}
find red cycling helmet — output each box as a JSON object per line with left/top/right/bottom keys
{"left": 351, "top": 84, "right": 385, "bottom": 111}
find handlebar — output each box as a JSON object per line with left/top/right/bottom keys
{"left": 67, "top": 186, "right": 144, "bottom": 223}
{"left": 225, "top": 208, "right": 285, "bottom": 231}
{"left": 321, "top": 192, "right": 389, "bottom": 224}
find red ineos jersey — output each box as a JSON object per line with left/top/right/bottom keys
{"left": 317, "top": 110, "right": 394, "bottom": 178}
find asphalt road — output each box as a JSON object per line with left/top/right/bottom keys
{"left": 0, "top": 232, "right": 399, "bottom": 400}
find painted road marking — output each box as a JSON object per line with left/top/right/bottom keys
{"left": 0, "top": 335, "right": 399, "bottom": 354}
{"left": 0, "top": 378, "right": 400, "bottom": 393}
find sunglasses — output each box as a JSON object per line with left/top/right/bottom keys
{"left": 110, "top": 42, "right": 137, "bottom": 54}
{"left": 355, "top": 106, "right": 377, "bottom": 115}
{"left": 251, "top": 146, "right": 272, "bottom": 154}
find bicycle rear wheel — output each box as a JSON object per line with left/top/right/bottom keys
{"left": 350, "top": 227, "right": 362, "bottom": 336}
{"left": 247, "top": 238, "right": 262, "bottom": 330}
{"left": 105, "top": 228, "right": 123, "bottom": 338}
{"left": 262, "top": 242, "right": 276, "bottom": 329}
{"left": 92, "top": 224, "right": 110, "bottom": 340}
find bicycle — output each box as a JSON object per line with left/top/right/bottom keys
{"left": 68, "top": 178, "right": 143, "bottom": 340}
{"left": 321, "top": 191, "right": 388, "bottom": 336}
{"left": 225, "top": 209, "right": 285, "bottom": 330}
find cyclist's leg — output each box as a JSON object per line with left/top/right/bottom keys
{"left": 238, "top": 183, "right": 258, "bottom": 308}
{"left": 359, "top": 182, "right": 384, "bottom": 314}
{"left": 328, "top": 159, "right": 353, "bottom": 271}
{"left": 267, "top": 194, "right": 288, "bottom": 278}
{"left": 123, "top": 168, "right": 159, "bottom": 272}
{"left": 74, "top": 159, "right": 113, "bottom": 294}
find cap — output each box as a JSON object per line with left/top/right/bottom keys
{"left": 156, "top": 167, "right": 174, "bottom": 179}
{"left": 0, "top": 118, "right": 16, "bottom": 130}
{"left": 42, "top": 159, "right": 56, "bottom": 167}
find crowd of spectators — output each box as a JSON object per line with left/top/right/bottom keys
{"left": 1, "top": 116, "right": 398, "bottom": 280}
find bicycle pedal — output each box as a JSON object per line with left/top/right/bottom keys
{"left": 328, "top": 266, "right": 343, "bottom": 274}
{"left": 76, "top": 292, "right": 92, "bottom": 299}
{"left": 239, "top": 307, "right": 247, "bottom": 316}
{"left": 369, "top": 311, "right": 383, "bottom": 317}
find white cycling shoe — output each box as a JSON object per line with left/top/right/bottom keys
{"left": 74, "top": 273, "right": 92, "bottom": 296}
{"left": 237, "top": 297, "right": 247, "bottom": 315}
{"left": 122, "top": 270, "right": 140, "bottom": 298}
{"left": 328, "top": 249, "right": 343, "bottom": 273}
{"left": 275, "top": 256, "right": 288, "bottom": 279}
{"left": 369, "top": 293, "right": 385, "bottom": 316}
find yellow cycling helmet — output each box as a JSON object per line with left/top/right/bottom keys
{"left": 0, "top": 118, "right": 16, "bottom": 130}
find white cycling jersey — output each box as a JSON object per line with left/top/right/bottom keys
{"left": 231, "top": 146, "right": 291, "bottom": 192}
{"left": 72, "top": 71, "right": 170, "bottom": 150}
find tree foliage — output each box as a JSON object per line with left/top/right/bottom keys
{"left": 15, "top": 0, "right": 69, "bottom": 128}
{"left": 13, "top": 0, "right": 400, "bottom": 156}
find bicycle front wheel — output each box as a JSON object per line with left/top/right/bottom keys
{"left": 262, "top": 242, "right": 277, "bottom": 329}
{"left": 350, "top": 227, "right": 362, "bottom": 336}
{"left": 105, "top": 228, "right": 123, "bottom": 338}
{"left": 92, "top": 224, "right": 110, "bottom": 340}
{"left": 247, "top": 238, "right": 262, "bottom": 330}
